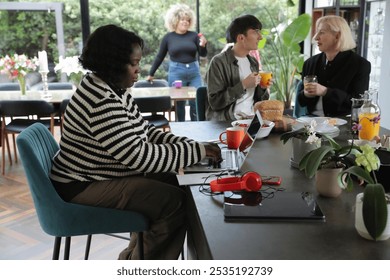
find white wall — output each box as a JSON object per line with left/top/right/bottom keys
{"left": 378, "top": 2, "right": 390, "bottom": 129}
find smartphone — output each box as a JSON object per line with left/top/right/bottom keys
{"left": 262, "top": 176, "right": 282, "bottom": 185}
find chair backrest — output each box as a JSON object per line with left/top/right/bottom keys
{"left": 17, "top": 123, "right": 149, "bottom": 237}
{"left": 196, "top": 86, "right": 207, "bottom": 121}
{"left": 48, "top": 82, "right": 74, "bottom": 90}
{"left": 293, "top": 80, "right": 308, "bottom": 118}
{"left": 0, "top": 83, "right": 21, "bottom": 91}
{"left": 133, "top": 79, "right": 169, "bottom": 88}
{"left": 16, "top": 123, "right": 63, "bottom": 235}
{"left": 135, "top": 96, "right": 172, "bottom": 113}
{"left": 0, "top": 100, "right": 56, "bottom": 117}
{"left": 32, "top": 82, "right": 74, "bottom": 91}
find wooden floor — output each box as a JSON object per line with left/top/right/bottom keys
{"left": 0, "top": 127, "right": 133, "bottom": 260}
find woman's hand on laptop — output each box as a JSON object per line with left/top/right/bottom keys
{"left": 202, "top": 142, "right": 223, "bottom": 165}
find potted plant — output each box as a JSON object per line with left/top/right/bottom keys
{"left": 280, "top": 120, "right": 322, "bottom": 168}
{"left": 337, "top": 144, "right": 390, "bottom": 241}
{"left": 261, "top": 13, "right": 311, "bottom": 109}
{"left": 298, "top": 136, "right": 358, "bottom": 197}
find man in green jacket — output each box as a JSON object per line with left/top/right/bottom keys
{"left": 205, "top": 14, "right": 269, "bottom": 121}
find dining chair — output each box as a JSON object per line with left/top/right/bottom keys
{"left": 16, "top": 123, "right": 149, "bottom": 260}
{"left": 293, "top": 80, "right": 307, "bottom": 118}
{"left": 135, "top": 96, "right": 172, "bottom": 131}
{"left": 33, "top": 82, "right": 74, "bottom": 91}
{"left": 133, "top": 79, "right": 169, "bottom": 88}
{"left": 133, "top": 79, "right": 175, "bottom": 121}
{"left": 195, "top": 86, "right": 207, "bottom": 121}
{"left": 0, "top": 82, "right": 21, "bottom": 91}
{"left": 0, "top": 100, "right": 56, "bottom": 175}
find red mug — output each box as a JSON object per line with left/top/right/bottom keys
{"left": 219, "top": 127, "right": 245, "bottom": 149}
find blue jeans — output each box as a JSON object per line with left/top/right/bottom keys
{"left": 168, "top": 61, "right": 203, "bottom": 121}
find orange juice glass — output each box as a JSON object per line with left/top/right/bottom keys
{"left": 259, "top": 71, "right": 272, "bottom": 87}
{"left": 358, "top": 112, "right": 380, "bottom": 141}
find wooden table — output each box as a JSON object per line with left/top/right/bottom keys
{"left": 170, "top": 121, "right": 390, "bottom": 260}
{"left": 131, "top": 86, "right": 197, "bottom": 121}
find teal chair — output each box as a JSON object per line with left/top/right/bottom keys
{"left": 16, "top": 123, "right": 149, "bottom": 260}
{"left": 293, "top": 80, "right": 308, "bottom": 118}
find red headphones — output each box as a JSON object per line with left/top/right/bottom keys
{"left": 210, "top": 172, "right": 262, "bottom": 193}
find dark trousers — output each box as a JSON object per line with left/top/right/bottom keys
{"left": 70, "top": 172, "right": 187, "bottom": 260}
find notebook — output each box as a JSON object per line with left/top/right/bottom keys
{"left": 223, "top": 190, "right": 325, "bottom": 221}
{"left": 183, "top": 110, "right": 262, "bottom": 174}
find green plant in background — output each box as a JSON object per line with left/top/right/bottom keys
{"left": 337, "top": 144, "right": 388, "bottom": 241}
{"left": 260, "top": 13, "right": 311, "bottom": 109}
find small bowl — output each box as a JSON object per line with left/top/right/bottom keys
{"left": 231, "top": 119, "right": 252, "bottom": 128}
{"left": 256, "top": 120, "right": 275, "bottom": 139}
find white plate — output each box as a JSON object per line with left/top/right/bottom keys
{"left": 298, "top": 117, "right": 347, "bottom": 126}
{"left": 292, "top": 121, "right": 340, "bottom": 138}
{"left": 347, "top": 139, "right": 381, "bottom": 148}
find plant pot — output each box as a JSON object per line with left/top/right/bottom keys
{"left": 290, "top": 137, "right": 319, "bottom": 168}
{"left": 355, "top": 193, "right": 390, "bottom": 241}
{"left": 315, "top": 167, "right": 343, "bottom": 198}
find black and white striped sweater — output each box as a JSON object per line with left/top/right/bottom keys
{"left": 50, "top": 73, "right": 206, "bottom": 183}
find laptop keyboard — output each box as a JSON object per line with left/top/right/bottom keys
{"left": 222, "top": 150, "right": 237, "bottom": 170}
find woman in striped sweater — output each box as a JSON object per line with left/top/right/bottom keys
{"left": 50, "top": 24, "right": 221, "bottom": 260}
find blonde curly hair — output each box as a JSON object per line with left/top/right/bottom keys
{"left": 164, "top": 4, "right": 195, "bottom": 32}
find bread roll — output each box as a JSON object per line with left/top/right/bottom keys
{"left": 254, "top": 100, "right": 284, "bottom": 121}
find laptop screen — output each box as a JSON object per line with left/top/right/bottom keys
{"left": 237, "top": 110, "right": 262, "bottom": 158}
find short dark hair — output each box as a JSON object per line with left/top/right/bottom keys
{"left": 80, "top": 24, "right": 144, "bottom": 85}
{"left": 227, "top": 15, "right": 262, "bottom": 43}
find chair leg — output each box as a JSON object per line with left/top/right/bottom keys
{"left": 138, "top": 232, "right": 144, "bottom": 260}
{"left": 1, "top": 133, "right": 4, "bottom": 175}
{"left": 64, "top": 236, "right": 71, "bottom": 260}
{"left": 5, "top": 133, "right": 11, "bottom": 164}
{"left": 12, "top": 134, "right": 17, "bottom": 163}
{"left": 84, "top": 235, "right": 92, "bottom": 260}
{"left": 52, "top": 237, "right": 62, "bottom": 260}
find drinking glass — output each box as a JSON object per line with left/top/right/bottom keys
{"left": 303, "top": 75, "right": 317, "bottom": 90}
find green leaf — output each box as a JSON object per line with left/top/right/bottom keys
{"left": 339, "top": 166, "right": 375, "bottom": 185}
{"left": 363, "top": 184, "right": 388, "bottom": 240}
{"left": 281, "top": 14, "right": 311, "bottom": 45}
{"left": 279, "top": 128, "right": 306, "bottom": 144}
{"left": 299, "top": 146, "right": 334, "bottom": 178}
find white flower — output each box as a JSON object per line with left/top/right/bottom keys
{"left": 54, "top": 56, "right": 87, "bottom": 76}
{"left": 304, "top": 120, "right": 320, "bottom": 146}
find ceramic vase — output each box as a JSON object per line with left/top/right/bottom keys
{"left": 290, "top": 137, "right": 319, "bottom": 168}
{"left": 315, "top": 167, "right": 343, "bottom": 198}
{"left": 355, "top": 193, "right": 390, "bottom": 241}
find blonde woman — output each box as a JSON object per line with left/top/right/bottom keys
{"left": 298, "top": 15, "right": 371, "bottom": 117}
{"left": 147, "top": 4, "right": 207, "bottom": 121}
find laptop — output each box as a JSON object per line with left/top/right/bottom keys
{"left": 223, "top": 190, "right": 325, "bottom": 221}
{"left": 183, "top": 110, "right": 262, "bottom": 174}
